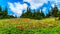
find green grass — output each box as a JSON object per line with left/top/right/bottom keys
{"left": 0, "top": 18, "right": 60, "bottom": 34}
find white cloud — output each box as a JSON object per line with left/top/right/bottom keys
{"left": 24, "top": 0, "right": 48, "bottom": 9}
{"left": 8, "top": 2, "right": 27, "bottom": 17}
{"left": 24, "top": 0, "right": 60, "bottom": 9}
{"left": 42, "top": 7, "right": 46, "bottom": 12}
{"left": 55, "top": 0, "right": 60, "bottom": 3}
{"left": 51, "top": 4, "right": 55, "bottom": 8}
{"left": 8, "top": 0, "right": 60, "bottom": 17}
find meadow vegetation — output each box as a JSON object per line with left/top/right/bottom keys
{"left": 0, "top": 18, "right": 59, "bottom": 34}
{"left": 0, "top": 4, "right": 60, "bottom": 34}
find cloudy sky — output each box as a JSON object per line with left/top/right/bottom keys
{"left": 0, "top": 0, "right": 60, "bottom": 17}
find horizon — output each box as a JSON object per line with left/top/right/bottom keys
{"left": 0, "top": 0, "right": 60, "bottom": 17}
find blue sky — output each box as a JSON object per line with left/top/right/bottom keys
{"left": 0, "top": 0, "right": 60, "bottom": 17}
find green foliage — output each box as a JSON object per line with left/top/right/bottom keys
{"left": 0, "top": 28, "right": 21, "bottom": 34}
{"left": 51, "top": 5, "right": 59, "bottom": 17}
{"left": 46, "top": 10, "right": 52, "bottom": 18}
{"left": 21, "top": 7, "right": 32, "bottom": 18}
{"left": 40, "top": 10, "right": 45, "bottom": 18}
{"left": 57, "top": 11, "right": 60, "bottom": 20}
{"left": 0, "top": 18, "right": 60, "bottom": 34}
{"left": 0, "top": 4, "right": 60, "bottom": 20}
{"left": 46, "top": 4, "right": 60, "bottom": 20}
{"left": 32, "top": 10, "right": 45, "bottom": 20}
{"left": 20, "top": 7, "right": 45, "bottom": 20}
{"left": 2, "top": 7, "right": 8, "bottom": 18}
{"left": 0, "top": 6, "right": 16, "bottom": 19}
{"left": 0, "top": 26, "right": 60, "bottom": 34}
{"left": 0, "top": 6, "right": 2, "bottom": 12}
{"left": 0, "top": 6, "right": 3, "bottom": 18}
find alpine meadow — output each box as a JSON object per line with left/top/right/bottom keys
{"left": 0, "top": 0, "right": 60, "bottom": 34}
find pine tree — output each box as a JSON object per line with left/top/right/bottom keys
{"left": 2, "top": 7, "right": 8, "bottom": 18}
{"left": 51, "top": 4, "right": 59, "bottom": 17}
{"left": 0, "top": 6, "right": 2, "bottom": 12}
{"left": 46, "top": 4, "right": 59, "bottom": 18}
{"left": 31, "top": 9, "right": 40, "bottom": 19}
{"left": 26, "top": 7, "right": 32, "bottom": 18}
{"left": 36, "top": 10, "right": 41, "bottom": 19}
{"left": 0, "top": 6, "right": 3, "bottom": 18}
{"left": 0, "top": 6, "right": 3, "bottom": 15}
{"left": 46, "top": 10, "right": 52, "bottom": 18}
{"left": 20, "top": 10, "right": 25, "bottom": 18}
{"left": 32, "top": 9, "right": 45, "bottom": 20}
{"left": 40, "top": 10, "right": 45, "bottom": 18}
{"left": 20, "top": 7, "right": 32, "bottom": 18}
{"left": 57, "top": 11, "right": 60, "bottom": 20}
{"left": 30, "top": 9, "right": 36, "bottom": 19}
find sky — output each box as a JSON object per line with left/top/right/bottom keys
{"left": 0, "top": 0, "right": 60, "bottom": 17}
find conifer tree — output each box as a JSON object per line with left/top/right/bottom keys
{"left": 20, "top": 7, "right": 32, "bottom": 18}
{"left": 46, "top": 10, "right": 52, "bottom": 18}
{"left": 57, "top": 11, "right": 60, "bottom": 20}
{"left": 26, "top": 7, "right": 32, "bottom": 18}
{"left": 51, "top": 4, "right": 59, "bottom": 17}
{"left": 40, "top": 10, "right": 45, "bottom": 18}
{"left": 0, "top": 6, "right": 3, "bottom": 15}
{"left": 20, "top": 10, "right": 25, "bottom": 18}
{"left": 2, "top": 7, "right": 8, "bottom": 18}
{"left": 30, "top": 9, "right": 36, "bottom": 19}
{"left": 36, "top": 10, "right": 41, "bottom": 19}
{"left": 0, "top": 6, "right": 3, "bottom": 18}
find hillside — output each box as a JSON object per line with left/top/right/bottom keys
{"left": 0, "top": 18, "right": 60, "bottom": 34}
{"left": 0, "top": 18, "right": 59, "bottom": 27}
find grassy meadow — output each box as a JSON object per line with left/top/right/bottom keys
{"left": 0, "top": 18, "right": 60, "bottom": 34}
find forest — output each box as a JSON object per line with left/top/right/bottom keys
{"left": 0, "top": 4, "right": 60, "bottom": 20}
{"left": 0, "top": 4, "right": 60, "bottom": 34}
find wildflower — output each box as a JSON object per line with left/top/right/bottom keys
{"left": 50, "top": 22, "right": 56, "bottom": 25}
{"left": 48, "top": 24, "right": 54, "bottom": 28}
{"left": 48, "top": 25, "right": 53, "bottom": 28}
{"left": 16, "top": 26, "right": 24, "bottom": 31}
{"left": 33, "top": 25, "right": 37, "bottom": 29}
{"left": 29, "top": 25, "right": 33, "bottom": 29}
{"left": 23, "top": 19, "right": 29, "bottom": 22}
{"left": 40, "top": 23, "right": 47, "bottom": 28}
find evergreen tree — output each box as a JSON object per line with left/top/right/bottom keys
{"left": 46, "top": 4, "right": 59, "bottom": 18}
{"left": 25, "top": 7, "right": 32, "bottom": 18}
{"left": 9, "top": 15, "right": 16, "bottom": 18}
{"left": 57, "top": 11, "right": 60, "bottom": 20}
{"left": 46, "top": 10, "right": 52, "bottom": 18}
{"left": 36, "top": 10, "right": 41, "bottom": 19}
{"left": 0, "top": 6, "right": 16, "bottom": 19}
{"left": 40, "top": 10, "right": 45, "bottom": 18}
{"left": 0, "top": 6, "right": 2, "bottom": 12}
{"left": 20, "top": 10, "right": 25, "bottom": 18}
{"left": 31, "top": 9, "right": 41, "bottom": 19}
{"left": 51, "top": 4, "right": 59, "bottom": 17}
{"left": 30, "top": 9, "right": 36, "bottom": 19}
{"left": 0, "top": 6, "right": 3, "bottom": 18}
{"left": 0, "top": 6, "right": 3, "bottom": 15}
{"left": 32, "top": 9, "right": 45, "bottom": 20}
{"left": 20, "top": 7, "right": 32, "bottom": 18}
{"left": 2, "top": 7, "right": 8, "bottom": 18}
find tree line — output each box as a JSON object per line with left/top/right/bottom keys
{"left": 0, "top": 6, "right": 16, "bottom": 19}
{"left": 46, "top": 5, "right": 60, "bottom": 20}
{"left": 0, "top": 4, "right": 60, "bottom": 20}
{"left": 20, "top": 5, "right": 60, "bottom": 20}
{"left": 20, "top": 7, "right": 45, "bottom": 20}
